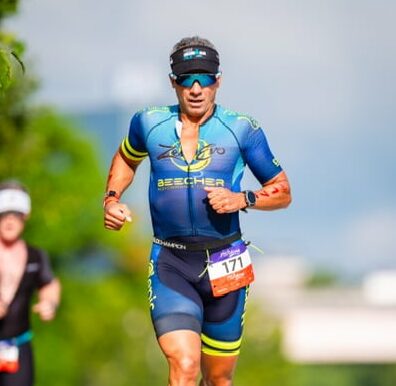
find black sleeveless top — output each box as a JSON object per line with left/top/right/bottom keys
{"left": 0, "top": 245, "right": 54, "bottom": 339}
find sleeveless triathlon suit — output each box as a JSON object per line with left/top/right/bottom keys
{"left": 0, "top": 245, "right": 54, "bottom": 386}
{"left": 120, "top": 104, "right": 283, "bottom": 356}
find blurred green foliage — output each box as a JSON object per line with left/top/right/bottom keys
{"left": 32, "top": 273, "right": 168, "bottom": 386}
{"left": 0, "top": 0, "right": 18, "bottom": 18}
{"left": 0, "top": 0, "right": 24, "bottom": 93}
{"left": 1, "top": 103, "right": 105, "bottom": 261}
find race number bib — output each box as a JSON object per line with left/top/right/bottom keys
{"left": 208, "top": 242, "right": 254, "bottom": 297}
{"left": 0, "top": 342, "right": 19, "bottom": 373}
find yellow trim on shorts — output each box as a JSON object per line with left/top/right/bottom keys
{"left": 121, "top": 138, "right": 148, "bottom": 161}
{"left": 201, "top": 346, "right": 240, "bottom": 356}
{"left": 201, "top": 334, "right": 242, "bottom": 356}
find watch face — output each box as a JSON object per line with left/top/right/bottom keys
{"left": 246, "top": 191, "right": 256, "bottom": 206}
{"left": 107, "top": 190, "right": 118, "bottom": 198}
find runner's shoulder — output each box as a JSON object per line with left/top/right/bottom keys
{"left": 133, "top": 105, "right": 178, "bottom": 126}
{"left": 216, "top": 105, "right": 261, "bottom": 132}
{"left": 26, "top": 244, "right": 49, "bottom": 264}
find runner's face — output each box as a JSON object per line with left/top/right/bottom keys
{"left": 172, "top": 77, "right": 221, "bottom": 120}
{"left": 0, "top": 213, "right": 26, "bottom": 243}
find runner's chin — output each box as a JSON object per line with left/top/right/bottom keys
{"left": 186, "top": 101, "right": 205, "bottom": 116}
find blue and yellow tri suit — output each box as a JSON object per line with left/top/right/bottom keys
{"left": 120, "top": 104, "right": 282, "bottom": 356}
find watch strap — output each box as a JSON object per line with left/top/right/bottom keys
{"left": 103, "top": 190, "right": 120, "bottom": 208}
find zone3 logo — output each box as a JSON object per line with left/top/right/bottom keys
{"left": 157, "top": 140, "right": 225, "bottom": 172}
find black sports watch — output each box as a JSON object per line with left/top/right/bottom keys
{"left": 243, "top": 190, "right": 256, "bottom": 208}
{"left": 103, "top": 190, "right": 120, "bottom": 208}
{"left": 105, "top": 190, "right": 119, "bottom": 199}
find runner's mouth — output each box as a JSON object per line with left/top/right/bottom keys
{"left": 188, "top": 99, "right": 204, "bottom": 105}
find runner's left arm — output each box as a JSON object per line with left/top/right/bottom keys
{"left": 33, "top": 279, "right": 61, "bottom": 321}
{"left": 205, "top": 122, "right": 291, "bottom": 213}
{"left": 241, "top": 123, "right": 291, "bottom": 210}
{"left": 32, "top": 250, "right": 61, "bottom": 321}
{"left": 251, "top": 170, "right": 291, "bottom": 210}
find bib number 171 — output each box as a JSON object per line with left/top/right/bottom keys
{"left": 208, "top": 242, "right": 254, "bottom": 297}
{"left": 221, "top": 256, "right": 243, "bottom": 274}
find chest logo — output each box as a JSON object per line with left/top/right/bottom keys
{"left": 158, "top": 140, "right": 225, "bottom": 172}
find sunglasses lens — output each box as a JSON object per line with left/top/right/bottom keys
{"left": 175, "top": 74, "right": 217, "bottom": 87}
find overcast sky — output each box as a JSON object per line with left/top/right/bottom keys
{"left": 6, "top": 0, "right": 396, "bottom": 278}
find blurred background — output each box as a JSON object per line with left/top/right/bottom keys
{"left": 1, "top": 0, "right": 395, "bottom": 385}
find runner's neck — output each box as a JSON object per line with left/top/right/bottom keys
{"left": 179, "top": 104, "right": 215, "bottom": 128}
{"left": 0, "top": 238, "right": 25, "bottom": 252}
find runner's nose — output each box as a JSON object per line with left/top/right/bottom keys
{"left": 190, "top": 81, "right": 203, "bottom": 95}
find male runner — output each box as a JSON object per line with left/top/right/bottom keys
{"left": 104, "top": 36, "right": 291, "bottom": 386}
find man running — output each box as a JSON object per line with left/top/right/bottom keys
{"left": 104, "top": 36, "right": 291, "bottom": 386}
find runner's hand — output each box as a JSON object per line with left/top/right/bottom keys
{"left": 204, "top": 187, "right": 246, "bottom": 214}
{"left": 104, "top": 202, "right": 132, "bottom": 230}
{"left": 32, "top": 300, "right": 57, "bottom": 321}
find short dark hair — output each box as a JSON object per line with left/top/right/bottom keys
{"left": 170, "top": 36, "right": 218, "bottom": 56}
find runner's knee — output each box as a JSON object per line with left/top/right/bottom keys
{"left": 168, "top": 354, "right": 200, "bottom": 379}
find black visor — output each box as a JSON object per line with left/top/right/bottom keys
{"left": 170, "top": 46, "right": 220, "bottom": 76}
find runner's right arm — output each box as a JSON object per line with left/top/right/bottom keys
{"left": 104, "top": 111, "right": 149, "bottom": 230}
{"left": 103, "top": 150, "right": 141, "bottom": 230}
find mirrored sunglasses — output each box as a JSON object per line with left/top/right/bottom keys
{"left": 170, "top": 73, "right": 220, "bottom": 88}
